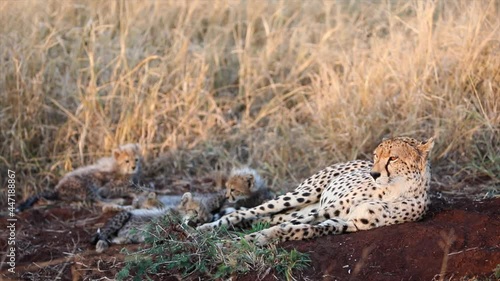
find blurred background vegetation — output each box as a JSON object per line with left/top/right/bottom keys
{"left": 0, "top": 0, "right": 498, "bottom": 203}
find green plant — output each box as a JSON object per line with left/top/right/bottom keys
{"left": 116, "top": 215, "right": 310, "bottom": 280}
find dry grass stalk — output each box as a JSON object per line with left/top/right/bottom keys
{"left": 0, "top": 1, "right": 498, "bottom": 203}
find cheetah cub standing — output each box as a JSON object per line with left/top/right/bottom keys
{"left": 198, "top": 137, "right": 435, "bottom": 245}
{"left": 17, "top": 143, "right": 142, "bottom": 212}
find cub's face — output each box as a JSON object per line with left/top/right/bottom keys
{"left": 178, "top": 193, "right": 211, "bottom": 226}
{"left": 225, "top": 174, "right": 254, "bottom": 203}
{"left": 113, "top": 143, "right": 142, "bottom": 175}
{"left": 370, "top": 137, "right": 434, "bottom": 186}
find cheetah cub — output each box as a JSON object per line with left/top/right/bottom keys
{"left": 177, "top": 168, "right": 274, "bottom": 225}
{"left": 198, "top": 137, "right": 435, "bottom": 245}
{"left": 225, "top": 167, "right": 274, "bottom": 209}
{"left": 92, "top": 208, "right": 169, "bottom": 253}
{"left": 17, "top": 143, "right": 142, "bottom": 212}
{"left": 92, "top": 194, "right": 183, "bottom": 253}
{"left": 102, "top": 191, "right": 165, "bottom": 213}
{"left": 177, "top": 191, "right": 227, "bottom": 226}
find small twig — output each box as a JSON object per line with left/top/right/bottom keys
{"left": 447, "top": 247, "right": 479, "bottom": 256}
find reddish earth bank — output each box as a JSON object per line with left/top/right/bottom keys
{"left": 1, "top": 195, "right": 498, "bottom": 280}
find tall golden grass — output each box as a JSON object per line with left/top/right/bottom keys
{"left": 1, "top": 0, "right": 498, "bottom": 201}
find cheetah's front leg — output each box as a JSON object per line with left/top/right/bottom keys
{"left": 245, "top": 199, "right": 428, "bottom": 246}
{"left": 197, "top": 190, "right": 320, "bottom": 231}
{"left": 244, "top": 219, "right": 352, "bottom": 246}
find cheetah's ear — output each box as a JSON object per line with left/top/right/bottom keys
{"left": 113, "top": 149, "right": 122, "bottom": 159}
{"left": 180, "top": 192, "right": 193, "bottom": 206}
{"left": 417, "top": 137, "right": 435, "bottom": 157}
{"left": 245, "top": 174, "right": 255, "bottom": 190}
{"left": 133, "top": 143, "right": 141, "bottom": 153}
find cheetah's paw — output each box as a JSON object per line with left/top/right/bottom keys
{"left": 244, "top": 231, "right": 271, "bottom": 246}
{"left": 196, "top": 221, "right": 217, "bottom": 232}
{"left": 96, "top": 240, "right": 110, "bottom": 253}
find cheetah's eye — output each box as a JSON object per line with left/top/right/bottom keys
{"left": 135, "top": 158, "right": 139, "bottom": 162}
{"left": 125, "top": 160, "right": 130, "bottom": 163}
{"left": 389, "top": 156, "right": 399, "bottom": 162}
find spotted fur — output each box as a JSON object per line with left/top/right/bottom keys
{"left": 92, "top": 209, "right": 166, "bottom": 253}
{"left": 177, "top": 191, "right": 227, "bottom": 226}
{"left": 102, "top": 191, "right": 165, "bottom": 213}
{"left": 17, "top": 143, "right": 143, "bottom": 212}
{"left": 92, "top": 194, "right": 183, "bottom": 253}
{"left": 198, "top": 137, "right": 435, "bottom": 245}
{"left": 225, "top": 167, "right": 274, "bottom": 208}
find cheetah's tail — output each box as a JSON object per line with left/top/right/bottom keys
{"left": 90, "top": 211, "right": 132, "bottom": 253}
{"left": 16, "top": 190, "right": 59, "bottom": 213}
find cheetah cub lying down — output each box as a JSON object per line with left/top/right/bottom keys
{"left": 198, "top": 137, "right": 435, "bottom": 245}
{"left": 101, "top": 191, "right": 165, "bottom": 213}
{"left": 17, "top": 143, "right": 142, "bottom": 212}
{"left": 177, "top": 191, "right": 227, "bottom": 226}
{"left": 93, "top": 191, "right": 224, "bottom": 253}
{"left": 92, "top": 168, "right": 274, "bottom": 252}
{"left": 92, "top": 193, "right": 183, "bottom": 253}
{"left": 178, "top": 167, "right": 274, "bottom": 225}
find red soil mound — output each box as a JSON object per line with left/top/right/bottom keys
{"left": 1, "top": 196, "right": 498, "bottom": 280}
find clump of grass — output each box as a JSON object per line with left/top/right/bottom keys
{"left": 494, "top": 264, "right": 500, "bottom": 279}
{"left": 116, "top": 215, "right": 310, "bottom": 280}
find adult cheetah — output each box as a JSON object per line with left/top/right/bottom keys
{"left": 197, "top": 137, "right": 435, "bottom": 245}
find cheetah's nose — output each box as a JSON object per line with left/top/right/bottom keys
{"left": 370, "top": 171, "right": 381, "bottom": 180}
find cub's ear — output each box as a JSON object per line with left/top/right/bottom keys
{"left": 245, "top": 174, "right": 255, "bottom": 189}
{"left": 148, "top": 192, "right": 157, "bottom": 199}
{"left": 180, "top": 192, "right": 193, "bottom": 206}
{"left": 133, "top": 143, "right": 141, "bottom": 153}
{"left": 113, "top": 149, "right": 122, "bottom": 159}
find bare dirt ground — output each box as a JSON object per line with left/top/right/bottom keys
{"left": 1, "top": 191, "right": 498, "bottom": 281}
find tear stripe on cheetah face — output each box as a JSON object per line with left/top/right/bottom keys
{"left": 197, "top": 160, "right": 372, "bottom": 231}
{"left": 198, "top": 137, "right": 434, "bottom": 245}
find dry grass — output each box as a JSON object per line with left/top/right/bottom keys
{"left": 1, "top": 0, "right": 498, "bottom": 203}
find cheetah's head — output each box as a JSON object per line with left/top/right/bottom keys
{"left": 178, "top": 192, "right": 212, "bottom": 226}
{"left": 225, "top": 174, "right": 255, "bottom": 203}
{"left": 113, "top": 143, "right": 142, "bottom": 175}
{"left": 370, "top": 137, "right": 435, "bottom": 187}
